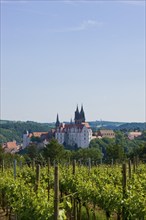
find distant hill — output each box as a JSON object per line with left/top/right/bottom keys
{"left": 88, "top": 121, "right": 146, "bottom": 131}
{"left": 0, "top": 120, "right": 145, "bottom": 144}
{"left": 0, "top": 120, "right": 55, "bottom": 144}
{"left": 88, "top": 120, "right": 125, "bottom": 130}
{"left": 117, "top": 122, "right": 146, "bottom": 131}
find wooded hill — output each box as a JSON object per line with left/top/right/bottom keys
{"left": 0, "top": 120, "right": 55, "bottom": 143}
{"left": 0, "top": 120, "right": 145, "bottom": 144}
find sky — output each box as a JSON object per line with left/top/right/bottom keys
{"left": 1, "top": 0, "right": 145, "bottom": 123}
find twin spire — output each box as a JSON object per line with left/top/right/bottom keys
{"left": 55, "top": 105, "right": 85, "bottom": 128}
{"left": 74, "top": 105, "right": 85, "bottom": 124}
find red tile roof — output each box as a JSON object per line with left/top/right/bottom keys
{"left": 5, "top": 141, "right": 17, "bottom": 149}
{"left": 29, "top": 132, "right": 48, "bottom": 138}
{"left": 57, "top": 122, "right": 91, "bottom": 132}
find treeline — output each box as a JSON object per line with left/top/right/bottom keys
{"left": 117, "top": 122, "right": 146, "bottom": 131}
{"left": 89, "top": 121, "right": 146, "bottom": 131}
{"left": 89, "top": 131, "right": 146, "bottom": 162}
{"left": 15, "top": 131, "right": 146, "bottom": 165}
{"left": 0, "top": 120, "right": 55, "bottom": 143}
{"left": 0, "top": 132, "right": 146, "bottom": 166}
{"left": 0, "top": 119, "right": 146, "bottom": 144}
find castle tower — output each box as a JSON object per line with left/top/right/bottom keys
{"left": 55, "top": 114, "right": 60, "bottom": 128}
{"left": 74, "top": 105, "right": 80, "bottom": 124}
{"left": 80, "top": 105, "right": 85, "bottom": 123}
{"left": 22, "top": 130, "right": 30, "bottom": 149}
{"left": 75, "top": 105, "right": 85, "bottom": 124}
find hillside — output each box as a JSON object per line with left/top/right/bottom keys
{"left": 0, "top": 120, "right": 145, "bottom": 144}
{"left": 88, "top": 120, "right": 125, "bottom": 130}
{"left": 88, "top": 121, "right": 146, "bottom": 131}
{"left": 117, "top": 122, "right": 146, "bottom": 131}
{"left": 0, "top": 120, "right": 55, "bottom": 143}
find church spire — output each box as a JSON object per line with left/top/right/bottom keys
{"left": 80, "top": 104, "right": 85, "bottom": 122}
{"left": 81, "top": 104, "right": 84, "bottom": 112}
{"left": 76, "top": 105, "right": 79, "bottom": 113}
{"left": 75, "top": 105, "right": 80, "bottom": 124}
{"left": 55, "top": 114, "right": 60, "bottom": 128}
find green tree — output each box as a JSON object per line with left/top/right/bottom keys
{"left": 138, "top": 130, "right": 146, "bottom": 141}
{"left": 71, "top": 147, "right": 102, "bottom": 163}
{"left": 43, "top": 139, "right": 65, "bottom": 163}
{"left": 106, "top": 143, "right": 126, "bottom": 163}
{"left": 0, "top": 144, "right": 4, "bottom": 163}
{"left": 26, "top": 144, "right": 38, "bottom": 160}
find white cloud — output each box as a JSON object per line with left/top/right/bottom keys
{"left": 48, "top": 20, "right": 103, "bottom": 33}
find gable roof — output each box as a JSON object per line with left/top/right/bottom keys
{"left": 6, "top": 141, "right": 17, "bottom": 149}
{"left": 56, "top": 122, "right": 91, "bottom": 133}
{"left": 29, "top": 132, "right": 48, "bottom": 138}
{"left": 99, "top": 130, "right": 115, "bottom": 135}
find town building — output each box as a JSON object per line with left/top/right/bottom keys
{"left": 128, "top": 131, "right": 142, "bottom": 140}
{"left": 22, "top": 129, "right": 55, "bottom": 148}
{"left": 2, "top": 141, "right": 20, "bottom": 153}
{"left": 97, "top": 129, "right": 115, "bottom": 139}
{"left": 55, "top": 106, "right": 92, "bottom": 148}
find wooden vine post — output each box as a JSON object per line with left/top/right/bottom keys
{"left": 133, "top": 157, "right": 136, "bottom": 173}
{"left": 88, "top": 158, "right": 91, "bottom": 174}
{"left": 48, "top": 157, "right": 50, "bottom": 200}
{"left": 14, "top": 159, "right": 17, "bottom": 180}
{"left": 54, "top": 165, "right": 59, "bottom": 220}
{"left": 32, "top": 159, "right": 35, "bottom": 171}
{"left": 73, "top": 159, "right": 76, "bottom": 175}
{"left": 122, "top": 163, "right": 127, "bottom": 220}
{"left": 128, "top": 160, "right": 131, "bottom": 179}
{"left": 36, "top": 164, "right": 40, "bottom": 191}
{"left": 135, "top": 155, "right": 139, "bottom": 168}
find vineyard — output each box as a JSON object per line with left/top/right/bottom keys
{"left": 0, "top": 160, "right": 146, "bottom": 220}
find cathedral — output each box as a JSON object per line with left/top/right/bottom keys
{"left": 55, "top": 105, "right": 92, "bottom": 148}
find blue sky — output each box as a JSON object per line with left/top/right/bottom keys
{"left": 1, "top": 0, "right": 145, "bottom": 123}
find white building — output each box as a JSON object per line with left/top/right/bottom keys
{"left": 128, "top": 131, "right": 142, "bottom": 140}
{"left": 22, "top": 131, "right": 50, "bottom": 149}
{"left": 23, "top": 130, "right": 30, "bottom": 149}
{"left": 55, "top": 106, "right": 92, "bottom": 148}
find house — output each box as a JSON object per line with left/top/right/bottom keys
{"left": 128, "top": 131, "right": 142, "bottom": 140}
{"left": 97, "top": 129, "right": 115, "bottom": 138}
{"left": 23, "top": 130, "right": 55, "bottom": 148}
{"left": 3, "top": 141, "right": 20, "bottom": 153}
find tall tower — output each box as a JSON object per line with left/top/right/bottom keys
{"left": 80, "top": 105, "right": 85, "bottom": 123}
{"left": 22, "top": 130, "right": 30, "bottom": 149}
{"left": 55, "top": 114, "right": 60, "bottom": 128}
{"left": 75, "top": 105, "right": 85, "bottom": 124}
{"left": 75, "top": 105, "right": 80, "bottom": 124}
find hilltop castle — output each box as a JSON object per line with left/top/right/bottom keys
{"left": 55, "top": 105, "right": 92, "bottom": 148}
{"left": 23, "top": 105, "right": 92, "bottom": 149}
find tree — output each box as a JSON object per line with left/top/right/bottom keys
{"left": 106, "top": 143, "right": 126, "bottom": 163}
{"left": 71, "top": 147, "right": 102, "bottom": 163}
{"left": 138, "top": 131, "right": 146, "bottom": 141}
{"left": 0, "top": 144, "right": 4, "bottom": 163}
{"left": 43, "top": 139, "right": 65, "bottom": 163}
{"left": 26, "top": 144, "right": 38, "bottom": 160}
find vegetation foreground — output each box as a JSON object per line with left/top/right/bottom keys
{"left": 0, "top": 160, "right": 146, "bottom": 220}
